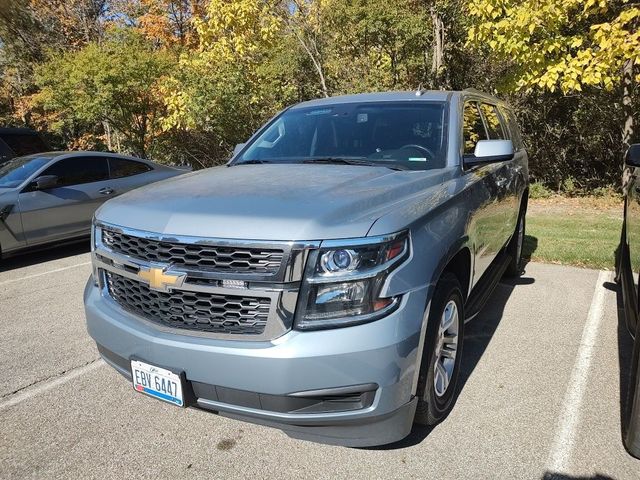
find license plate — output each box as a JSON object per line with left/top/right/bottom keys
{"left": 131, "top": 360, "right": 184, "bottom": 407}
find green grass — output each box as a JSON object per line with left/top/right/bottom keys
{"left": 524, "top": 209, "right": 621, "bottom": 270}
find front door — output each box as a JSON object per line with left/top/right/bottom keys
{"left": 462, "top": 101, "right": 510, "bottom": 281}
{"left": 18, "top": 156, "right": 114, "bottom": 245}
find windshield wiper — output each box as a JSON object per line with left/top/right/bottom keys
{"left": 235, "top": 159, "right": 268, "bottom": 165}
{"left": 303, "top": 157, "right": 406, "bottom": 171}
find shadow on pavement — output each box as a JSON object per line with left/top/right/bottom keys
{"left": 0, "top": 239, "right": 90, "bottom": 273}
{"left": 522, "top": 234, "right": 538, "bottom": 269}
{"left": 541, "top": 474, "right": 615, "bottom": 480}
{"left": 603, "top": 279, "right": 637, "bottom": 456}
{"left": 372, "top": 263, "right": 537, "bottom": 449}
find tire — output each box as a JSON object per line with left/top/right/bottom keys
{"left": 505, "top": 206, "right": 526, "bottom": 277}
{"left": 615, "top": 203, "right": 627, "bottom": 284}
{"left": 414, "top": 273, "right": 465, "bottom": 426}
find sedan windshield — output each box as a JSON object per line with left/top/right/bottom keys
{"left": 0, "top": 155, "right": 50, "bottom": 188}
{"left": 235, "top": 102, "right": 447, "bottom": 171}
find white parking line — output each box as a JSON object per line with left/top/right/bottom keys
{"left": 546, "top": 270, "right": 610, "bottom": 473}
{"left": 0, "top": 261, "right": 91, "bottom": 286}
{"left": 0, "top": 360, "right": 104, "bottom": 410}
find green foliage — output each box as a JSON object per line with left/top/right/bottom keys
{"left": 0, "top": 0, "right": 636, "bottom": 183}
{"left": 529, "top": 182, "right": 553, "bottom": 199}
{"left": 320, "top": 0, "right": 431, "bottom": 93}
{"left": 35, "top": 30, "right": 172, "bottom": 157}
{"left": 466, "top": 0, "right": 640, "bottom": 93}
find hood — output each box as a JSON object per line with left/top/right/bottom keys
{"left": 96, "top": 164, "right": 452, "bottom": 240}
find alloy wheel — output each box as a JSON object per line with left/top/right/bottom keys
{"left": 433, "top": 300, "right": 460, "bottom": 398}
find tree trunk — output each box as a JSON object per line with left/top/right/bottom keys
{"left": 103, "top": 120, "right": 112, "bottom": 151}
{"left": 295, "top": 32, "right": 329, "bottom": 98}
{"left": 430, "top": 7, "right": 445, "bottom": 87}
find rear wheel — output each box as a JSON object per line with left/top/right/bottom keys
{"left": 505, "top": 207, "right": 526, "bottom": 277}
{"left": 414, "top": 273, "right": 465, "bottom": 426}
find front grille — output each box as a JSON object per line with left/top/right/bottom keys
{"left": 105, "top": 271, "right": 270, "bottom": 335}
{"left": 102, "top": 228, "right": 284, "bottom": 275}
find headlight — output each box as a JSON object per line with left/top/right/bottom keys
{"left": 90, "top": 219, "right": 100, "bottom": 285}
{"left": 295, "top": 232, "right": 409, "bottom": 330}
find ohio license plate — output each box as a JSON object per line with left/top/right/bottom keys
{"left": 131, "top": 360, "right": 184, "bottom": 407}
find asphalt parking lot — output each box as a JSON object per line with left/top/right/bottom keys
{"left": 1, "top": 245, "right": 639, "bottom": 479}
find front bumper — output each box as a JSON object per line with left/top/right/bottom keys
{"left": 84, "top": 279, "right": 430, "bottom": 446}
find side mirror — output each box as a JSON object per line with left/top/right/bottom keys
{"left": 464, "top": 139, "right": 514, "bottom": 167}
{"left": 31, "top": 175, "right": 59, "bottom": 191}
{"left": 232, "top": 143, "right": 246, "bottom": 157}
{"left": 625, "top": 144, "right": 640, "bottom": 167}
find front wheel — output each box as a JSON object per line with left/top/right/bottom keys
{"left": 414, "top": 273, "right": 465, "bottom": 426}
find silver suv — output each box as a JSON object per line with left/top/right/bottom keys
{"left": 84, "top": 90, "right": 529, "bottom": 446}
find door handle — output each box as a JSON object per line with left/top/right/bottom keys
{"left": 495, "top": 177, "right": 508, "bottom": 188}
{"left": 99, "top": 187, "right": 115, "bottom": 196}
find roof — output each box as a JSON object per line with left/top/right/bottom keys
{"left": 289, "top": 89, "right": 506, "bottom": 110}
{"left": 0, "top": 127, "right": 41, "bottom": 135}
{"left": 15, "top": 151, "right": 152, "bottom": 163}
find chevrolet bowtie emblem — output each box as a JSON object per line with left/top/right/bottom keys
{"left": 137, "top": 266, "right": 186, "bottom": 292}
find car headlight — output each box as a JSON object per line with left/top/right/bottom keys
{"left": 295, "top": 232, "right": 409, "bottom": 330}
{"left": 90, "top": 219, "right": 100, "bottom": 285}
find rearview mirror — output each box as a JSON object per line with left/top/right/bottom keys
{"left": 32, "top": 175, "right": 58, "bottom": 190}
{"left": 625, "top": 144, "right": 640, "bottom": 168}
{"left": 233, "top": 143, "right": 246, "bottom": 157}
{"left": 464, "top": 140, "right": 514, "bottom": 167}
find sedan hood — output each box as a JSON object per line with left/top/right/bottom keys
{"left": 96, "top": 164, "right": 451, "bottom": 240}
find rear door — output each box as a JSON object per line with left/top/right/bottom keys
{"left": 625, "top": 160, "right": 640, "bottom": 335}
{"left": 18, "top": 156, "right": 113, "bottom": 245}
{"left": 107, "top": 157, "right": 154, "bottom": 193}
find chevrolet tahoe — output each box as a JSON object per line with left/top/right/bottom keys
{"left": 84, "top": 90, "right": 529, "bottom": 446}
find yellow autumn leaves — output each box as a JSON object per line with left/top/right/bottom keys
{"left": 467, "top": 0, "right": 639, "bottom": 93}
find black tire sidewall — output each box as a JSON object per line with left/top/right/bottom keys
{"left": 506, "top": 208, "right": 526, "bottom": 277}
{"left": 420, "top": 274, "right": 465, "bottom": 420}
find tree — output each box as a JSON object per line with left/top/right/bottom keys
{"left": 35, "top": 30, "right": 173, "bottom": 157}
{"left": 160, "top": 0, "right": 295, "bottom": 165}
{"left": 135, "top": 0, "right": 205, "bottom": 48}
{"left": 467, "top": 0, "right": 639, "bottom": 142}
{"left": 282, "top": 0, "right": 432, "bottom": 96}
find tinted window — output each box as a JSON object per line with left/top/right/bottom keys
{"left": 499, "top": 107, "right": 524, "bottom": 150}
{"left": 479, "top": 103, "right": 506, "bottom": 140}
{"left": 462, "top": 102, "right": 487, "bottom": 155}
{"left": 43, "top": 157, "right": 109, "bottom": 187}
{"left": 0, "top": 156, "right": 51, "bottom": 188}
{"left": 0, "top": 133, "right": 49, "bottom": 156}
{"left": 109, "top": 158, "right": 151, "bottom": 178}
{"left": 237, "top": 102, "right": 448, "bottom": 171}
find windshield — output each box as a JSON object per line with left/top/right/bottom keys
{"left": 236, "top": 102, "right": 447, "bottom": 171}
{"left": 0, "top": 156, "right": 50, "bottom": 188}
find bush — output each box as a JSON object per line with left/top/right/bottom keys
{"left": 530, "top": 181, "right": 553, "bottom": 199}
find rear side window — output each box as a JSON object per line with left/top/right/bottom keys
{"left": 42, "top": 156, "right": 109, "bottom": 187}
{"left": 499, "top": 107, "right": 524, "bottom": 150}
{"left": 479, "top": 104, "right": 506, "bottom": 140}
{"left": 109, "top": 158, "right": 152, "bottom": 178}
{"left": 462, "top": 102, "right": 487, "bottom": 155}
